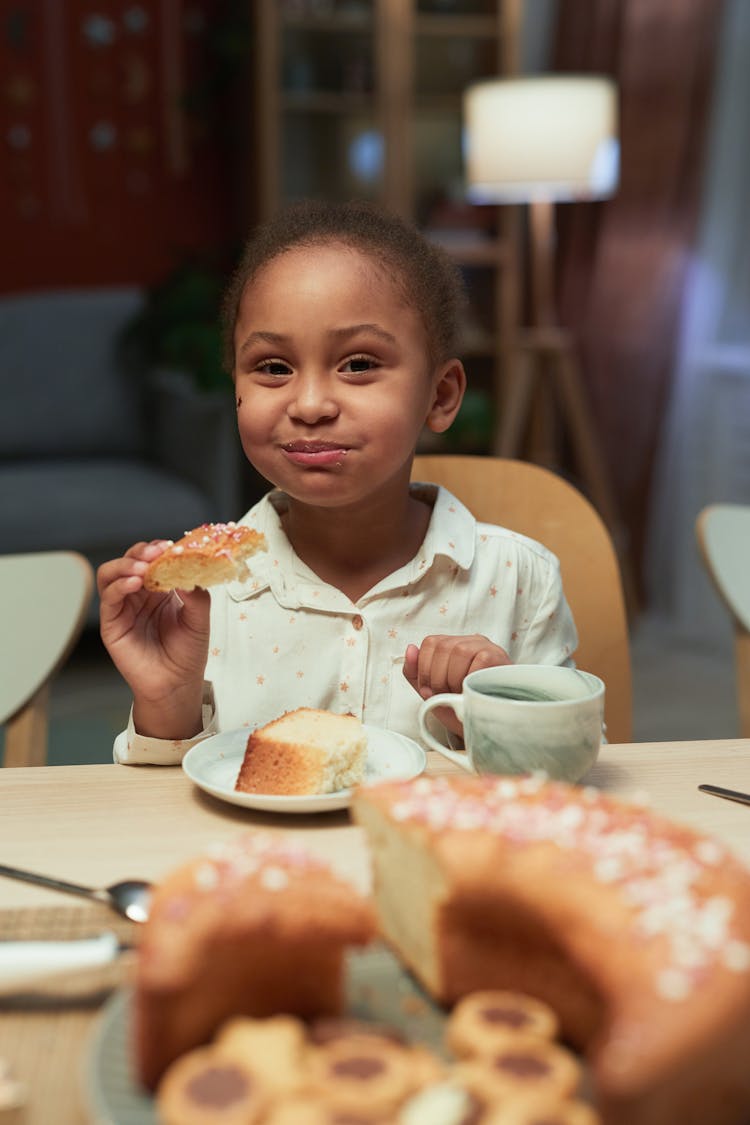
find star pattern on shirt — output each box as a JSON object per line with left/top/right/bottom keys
{"left": 126, "top": 488, "right": 577, "bottom": 762}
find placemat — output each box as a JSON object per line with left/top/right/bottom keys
{"left": 0, "top": 904, "right": 138, "bottom": 1125}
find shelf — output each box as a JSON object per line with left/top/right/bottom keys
{"left": 459, "top": 331, "right": 497, "bottom": 357}
{"left": 280, "top": 12, "right": 373, "bottom": 33}
{"left": 426, "top": 233, "right": 511, "bottom": 267}
{"left": 281, "top": 92, "right": 373, "bottom": 113}
{"left": 255, "top": 0, "right": 521, "bottom": 427}
{"left": 414, "top": 13, "right": 498, "bottom": 37}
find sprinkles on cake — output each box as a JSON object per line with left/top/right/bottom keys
{"left": 387, "top": 775, "right": 750, "bottom": 1001}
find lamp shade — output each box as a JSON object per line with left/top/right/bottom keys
{"left": 464, "top": 75, "right": 619, "bottom": 203}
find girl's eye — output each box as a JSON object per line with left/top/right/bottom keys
{"left": 342, "top": 355, "right": 377, "bottom": 374}
{"left": 257, "top": 359, "right": 292, "bottom": 377}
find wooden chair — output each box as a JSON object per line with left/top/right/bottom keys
{"left": 695, "top": 503, "right": 750, "bottom": 737}
{"left": 0, "top": 551, "right": 94, "bottom": 766}
{"left": 412, "top": 454, "right": 632, "bottom": 743}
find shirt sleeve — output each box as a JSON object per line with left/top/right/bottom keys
{"left": 515, "top": 561, "right": 579, "bottom": 668}
{"left": 113, "top": 682, "right": 218, "bottom": 765}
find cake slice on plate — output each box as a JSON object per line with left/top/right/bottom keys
{"left": 235, "top": 708, "right": 368, "bottom": 796}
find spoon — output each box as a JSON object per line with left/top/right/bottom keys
{"left": 0, "top": 863, "right": 151, "bottom": 923}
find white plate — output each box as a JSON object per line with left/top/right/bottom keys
{"left": 181, "top": 724, "right": 426, "bottom": 813}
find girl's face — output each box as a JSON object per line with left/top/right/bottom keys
{"left": 233, "top": 243, "right": 462, "bottom": 512}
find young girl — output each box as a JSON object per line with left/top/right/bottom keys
{"left": 98, "top": 200, "right": 577, "bottom": 764}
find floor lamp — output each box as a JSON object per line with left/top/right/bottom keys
{"left": 463, "top": 76, "right": 633, "bottom": 600}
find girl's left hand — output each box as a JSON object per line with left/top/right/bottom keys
{"left": 403, "top": 635, "right": 511, "bottom": 736}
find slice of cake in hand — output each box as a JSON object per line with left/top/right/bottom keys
{"left": 134, "top": 832, "right": 376, "bottom": 1091}
{"left": 352, "top": 774, "right": 750, "bottom": 1125}
{"left": 235, "top": 708, "right": 368, "bottom": 796}
{"left": 143, "top": 521, "right": 266, "bottom": 591}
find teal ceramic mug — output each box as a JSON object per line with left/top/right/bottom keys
{"left": 418, "top": 664, "right": 605, "bottom": 782}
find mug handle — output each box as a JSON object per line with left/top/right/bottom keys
{"left": 418, "top": 694, "right": 473, "bottom": 772}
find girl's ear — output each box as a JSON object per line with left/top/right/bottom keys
{"left": 425, "top": 358, "right": 467, "bottom": 433}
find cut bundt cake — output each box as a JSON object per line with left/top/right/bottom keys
{"left": 352, "top": 774, "right": 750, "bottom": 1125}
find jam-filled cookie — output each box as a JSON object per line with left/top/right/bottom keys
{"left": 452, "top": 1036, "right": 581, "bottom": 1105}
{"left": 305, "top": 1035, "right": 425, "bottom": 1116}
{"left": 214, "top": 1014, "right": 307, "bottom": 1095}
{"left": 446, "top": 992, "right": 559, "bottom": 1059}
{"left": 155, "top": 1045, "right": 268, "bottom": 1125}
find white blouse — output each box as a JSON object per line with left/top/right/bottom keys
{"left": 115, "top": 484, "right": 577, "bottom": 764}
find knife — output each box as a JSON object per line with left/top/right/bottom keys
{"left": 698, "top": 784, "right": 750, "bottom": 807}
{"left": 0, "top": 932, "right": 131, "bottom": 995}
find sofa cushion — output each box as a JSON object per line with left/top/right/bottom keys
{"left": 0, "top": 458, "right": 215, "bottom": 557}
{"left": 0, "top": 288, "right": 145, "bottom": 458}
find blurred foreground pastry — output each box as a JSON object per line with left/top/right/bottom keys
{"left": 235, "top": 708, "right": 368, "bottom": 796}
{"left": 446, "top": 990, "right": 559, "bottom": 1059}
{"left": 352, "top": 774, "right": 750, "bottom": 1125}
{"left": 155, "top": 1045, "right": 269, "bottom": 1125}
{"left": 135, "top": 832, "right": 376, "bottom": 1090}
{"left": 143, "top": 521, "right": 266, "bottom": 591}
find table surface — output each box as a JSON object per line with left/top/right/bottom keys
{"left": 2, "top": 738, "right": 750, "bottom": 1124}
{"left": 2, "top": 739, "right": 750, "bottom": 907}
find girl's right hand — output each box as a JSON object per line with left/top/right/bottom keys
{"left": 97, "top": 541, "right": 210, "bottom": 739}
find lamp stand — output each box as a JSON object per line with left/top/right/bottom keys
{"left": 495, "top": 200, "right": 638, "bottom": 611}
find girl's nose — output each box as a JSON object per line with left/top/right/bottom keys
{"left": 287, "top": 373, "right": 339, "bottom": 424}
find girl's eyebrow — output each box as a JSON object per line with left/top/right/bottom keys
{"left": 331, "top": 324, "right": 396, "bottom": 345}
{"left": 238, "top": 330, "right": 287, "bottom": 356}
{"left": 239, "top": 324, "right": 397, "bottom": 357}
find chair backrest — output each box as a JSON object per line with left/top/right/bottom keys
{"left": 695, "top": 503, "right": 750, "bottom": 737}
{"left": 0, "top": 551, "right": 94, "bottom": 766}
{"left": 412, "top": 454, "right": 632, "bottom": 743}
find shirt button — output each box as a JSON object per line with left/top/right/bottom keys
{"left": 352, "top": 614, "right": 364, "bottom": 631}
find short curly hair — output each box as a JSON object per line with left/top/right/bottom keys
{"left": 222, "top": 199, "right": 467, "bottom": 372}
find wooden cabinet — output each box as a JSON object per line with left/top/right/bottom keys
{"left": 253, "top": 0, "right": 522, "bottom": 453}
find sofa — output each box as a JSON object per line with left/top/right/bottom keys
{"left": 0, "top": 287, "right": 247, "bottom": 621}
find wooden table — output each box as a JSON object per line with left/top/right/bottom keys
{"left": 1, "top": 739, "right": 750, "bottom": 1123}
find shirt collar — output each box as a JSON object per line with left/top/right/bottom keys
{"left": 407, "top": 481, "right": 476, "bottom": 575}
{"left": 226, "top": 483, "right": 476, "bottom": 605}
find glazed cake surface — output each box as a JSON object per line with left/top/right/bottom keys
{"left": 352, "top": 774, "right": 750, "bottom": 1125}
{"left": 135, "top": 831, "right": 375, "bottom": 1090}
{"left": 144, "top": 521, "right": 266, "bottom": 591}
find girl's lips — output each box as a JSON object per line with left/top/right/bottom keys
{"left": 281, "top": 443, "right": 349, "bottom": 467}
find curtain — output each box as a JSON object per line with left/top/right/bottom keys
{"left": 552, "top": 0, "right": 722, "bottom": 603}
{"left": 646, "top": 0, "right": 750, "bottom": 638}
